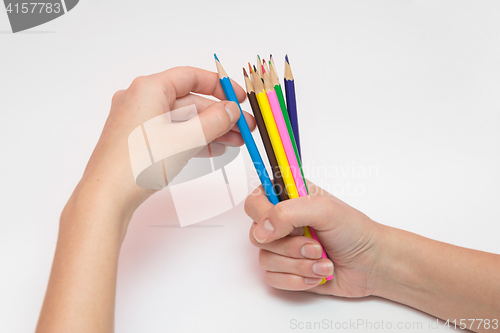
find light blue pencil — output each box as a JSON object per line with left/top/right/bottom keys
{"left": 214, "top": 54, "right": 279, "bottom": 205}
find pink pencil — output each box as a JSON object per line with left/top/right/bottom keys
{"left": 262, "top": 65, "right": 330, "bottom": 271}
{"left": 263, "top": 79, "right": 307, "bottom": 196}
{"left": 263, "top": 61, "right": 330, "bottom": 280}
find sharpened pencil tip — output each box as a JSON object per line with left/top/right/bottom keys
{"left": 243, "top": 67, "right": 248, "bottom": 77}
{"left": 285, "top": 54, "right": 289, "bottom": 64}
{"left": 214, "top": 54, "right": 219, "bottom": 62}
{"left": 253, "top": 65, "right": 257, "bottom": 72}
{"left": 248, "top": 63, "right": 253, "bottom": 74}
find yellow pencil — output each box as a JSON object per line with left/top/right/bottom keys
{"left": 251, "top": 70, "right": 299, "bottom": 199}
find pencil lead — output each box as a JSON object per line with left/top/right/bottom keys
{"left": 243, "top": 67, "right": 248, "bottom": 78}
{"left": 256, "top": 55, "right": 262, "bottom": 76}
{"left": 248, "top": 62, "right": 253, "bottom": 74}
{"left": 285, "top": 54, "right": 289, "bottom": 64}
{"left": 270, "top": 54, "right": 273, "bottom": 61}
{"left": 253, "top": 65, "right": 257, "bottom": 73}
{"left": 214, "top": 53, "right": 219, "bottom": 62}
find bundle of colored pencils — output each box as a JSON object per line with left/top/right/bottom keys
{"left": 215, "top": 54, "right": 332, "bottom": 283}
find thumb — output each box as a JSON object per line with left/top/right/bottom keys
{"left": 197, "top": 100, "right": 240, "bottom": 143}
{"left": 252, "top": 196, "right": 336, "bottom": 244}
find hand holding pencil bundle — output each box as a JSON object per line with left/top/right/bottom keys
{"left": 215, "top": 54, "right": 332, "bottom": 283}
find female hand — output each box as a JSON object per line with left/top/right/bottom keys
{"left": 37, "top": 67, "right": 256, "bottom": 333}
{"left": 244, "top": 180, "right": 384, "bottom": 297}
{"left": 78, "top": 66, "right": 255, "bottom": 213}
{"left": 245, "top": 180, "right": 500, "bottom": 330}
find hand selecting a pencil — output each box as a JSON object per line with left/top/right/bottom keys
{"left": 37, "top": 66, "right": 257, "bottom": 332}
{"left": 77, "top": 66, "right": 256, "bottom": 212}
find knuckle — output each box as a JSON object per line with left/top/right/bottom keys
{"left": 258, "top": 250, "right": 268, "bottom": 269}
{"left": 248, "top": 225, "right": 259, "bottom": 246}
{"left": 243, "top": 196, "right": 253, "bottom": 217}
{"left": 215, "top": 105, "right": 231, "bottom": 130}
{"left": 311, "top": 196, "right": 333, "bottom": 213}
{"left": 130, "top": 75, "right": 155, "bottom": 92}
{"left": 265, "top": 271, "right": 275, "bottom": 287}
{"left": 285, "top": 238, "right": 299, "bottom": 256}
{"left": 273, "top": 201, "right": 291, "bottom": 223}
{"left": 111, "top": 90, "right": 125, "bottom": 103}
{"left": 299, "top": 259, "right": 312, "bottom": 274}
{"left": 265, "top": 271, "right": 282, "bottom": 289}
{"left": 131, "top": 75, "right": 147, "bottom": 87}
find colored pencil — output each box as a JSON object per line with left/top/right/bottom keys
{"left": 243, "top": 67, "right": 289, "bottom": 201}
{"left": 284, "top": 55, "right": 301, "bottom": 159}
{"left": 256, "top": 55, "right": 263, "bottom": 77}
{"left": 252, "top": 70, "right": 299, "bottom": 199}
{"left": 214, "top": 55, "right": 279, "bottom": 205}
{"left": 269, "top": 61, "right": 330, "bottom": 275}
{"left": 262, "top": 62, "right": 328, "bottom": 283}
{"left": 262, "top": 64, "right": 307, "bottom": 197}
{"left": 270, "top": 54, "right": 277, "bottom": 78}
{"left": 269, "top": 61, "right": 305, "bottom": 183}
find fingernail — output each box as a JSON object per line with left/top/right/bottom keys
{"left": 305, "top": 277, "right": 323, "bottom": 285}
{"left": 312, "top": 261, "right": 334, "bottom": 276}
{"left": 225, "top": 102, "right": 237, "bottom": 122}
{"left": 300, "top": 244, "right": 322, "bottom": 259}
{"left": 253, "top": 219, "right": 274, "bottom": 243}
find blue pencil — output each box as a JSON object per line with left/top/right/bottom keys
{"left": 284, "top": 55, "right": 301, "bottom": 160}
{"left": 214, "top": 54, "right": 279, "bottom": 205}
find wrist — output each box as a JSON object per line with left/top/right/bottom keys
{"left": 77, "top": 169, "right": 156, "bottom": 215}
{"left": 369, "top": 225, "right": 426, "bottom": 301}
{"left": 62, "top": 178, "right": 144, "bottom": 243}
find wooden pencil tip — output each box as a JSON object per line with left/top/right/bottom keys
{"left": 243, "top": 67, "right": 248, "bottom": 77}
{"left": 270, "top": 54, "right": 273, "bottom": 60}
{"left": 285, "top": 54, "right": 289, "bottom": 64}
{"left": 214, "top": 53, "right": 219, "bottom": 62}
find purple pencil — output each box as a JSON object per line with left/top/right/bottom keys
{"left": 284, "top": 55, "right": 301, "bottom": 160}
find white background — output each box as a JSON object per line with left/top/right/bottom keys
{"left": 1, "top": 1, "right": 500, "bottom": 332}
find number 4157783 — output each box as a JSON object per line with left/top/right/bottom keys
{"left": 444, "top": 319, "right": 499, "bottom": 330}
{"left": 5, "top": 3, "right": 62, "bottom": 14}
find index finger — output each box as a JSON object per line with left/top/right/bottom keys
{"left": 152, "top": 66, "right": 247, "bottom": 109}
